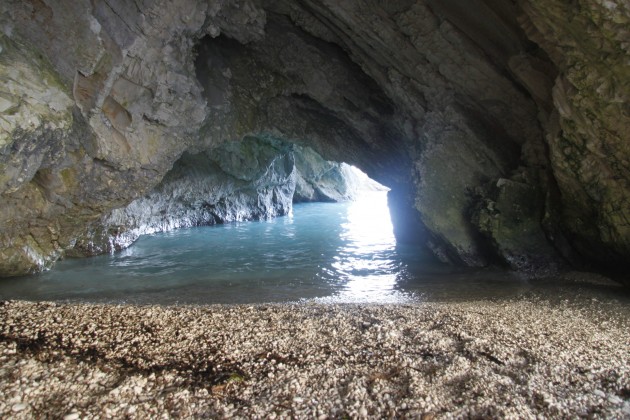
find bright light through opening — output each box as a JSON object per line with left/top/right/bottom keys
{"left": 316, "top": 165, "right": 413, "bottom": 304}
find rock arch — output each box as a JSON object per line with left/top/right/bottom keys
{"left": 0, "top": 0, "right": 628, "bottom": 283}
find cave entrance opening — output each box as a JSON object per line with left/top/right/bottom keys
{"left": 322, "top": 165, "right": 400, "bottom": 302}
{"left": 1, "top": 156, "right": 534, "bottom": 304}
{"left": 324, "top": 164, "right": 395, "bottom": 260}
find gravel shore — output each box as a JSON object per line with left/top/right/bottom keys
{"left": 1, "top": 298, "right": 629, "bottom": 418}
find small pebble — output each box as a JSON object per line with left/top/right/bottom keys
{"left": 11, "top": 403, "right": 26, "bottom": 412}
{"left": 0, "top": 299, "right": 628, "bottom": 418}
{"left": 608, "top": 395, "right": 622, "bottom": 404}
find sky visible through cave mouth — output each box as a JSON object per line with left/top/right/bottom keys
{"left": 0, "top": 169, "right": 549, "bottom": 304}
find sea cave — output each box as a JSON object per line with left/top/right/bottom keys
{"left": 0, "top": 0, "right": 629, "bottom": 417}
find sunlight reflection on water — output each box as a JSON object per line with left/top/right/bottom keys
{"left": 314, "top": 190, "right": 415, "bottom": 304}
{"left": 0, "top": 186, "right": 555, "bottom": 305}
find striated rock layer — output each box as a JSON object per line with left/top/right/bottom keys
{"left": 0, "top": 0, "right": 628, "bottom": 281}
{"left": 71, "top": 137, "right": 367, "bottom": 255}
{"left": 73, "top": 136, "right": 297, "bottom": 255}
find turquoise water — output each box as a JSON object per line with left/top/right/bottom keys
{"left": 0, "top": 191, "right": 627, "bottom": 304}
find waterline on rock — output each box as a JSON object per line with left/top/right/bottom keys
{"left": 2, "top": 191, "right": 623, "bottom": 305}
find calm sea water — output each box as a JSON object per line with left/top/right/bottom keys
{"left": 0, "top": 191, "right": 627, "bottom": 305}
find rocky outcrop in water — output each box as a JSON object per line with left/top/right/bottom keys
{"left": 71, "top": 137, "right": 369, "bottom": 255}
{"left": 72, "top": 137, "right": 297, "bottom": 255}
{"left": 0, "top": 0, "right": 629, "bottom": 281}
{"left": 293, "top": 145, "right": 367, "bottom": 203}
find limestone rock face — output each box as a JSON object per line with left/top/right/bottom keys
{"left": 264, "top": 0, "right": 546, "bottom": 267}
{"left": 471, "top": 178, "right": 559, "bottom": 272}
{"left": 293, "top": 145, "right": 360, "bottom": 203}
{"left": 519, "top": 0, "right": 630, "bottom": 273}
{"left": 0, "top": 35, "right": 75, "bottom": 275}
{"left": 73, "top": 137, "right": 296, "bottom": 255}
{"left": 0, "top": 0, "right": 266, "bottom": 275}
{"left": 0, "top": 0, "right": 628, "bottom": 280}
{"left": 72, "top": 138, "right": 363, "bottom": 254}
{"left": 192, "top": 13, "right": 409, "bottom": 183}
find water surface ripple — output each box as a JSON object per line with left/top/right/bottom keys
{"left": 1, "top": 192, "right": 627, "bottom": 305}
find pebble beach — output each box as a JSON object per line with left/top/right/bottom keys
{"left": 1, "top": 297, "right": 629, "bottom": 419}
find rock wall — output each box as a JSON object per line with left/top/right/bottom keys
{"left": 70, "top": 137, "right": 368, "bottom": 255}
{"left": 0, "top": 0, "right": 628, "bottom": 281}
{"left": 294, "top": 145, "right": 367, "bottom": 203}
{"left": 72, "top": 137, "right": 297, "bottom": 255}
{"left": 0, "top": 0, "right": 263, "bottom": 274}
{"left": 519, "top": 0, "right": 630, "bottom": 273}
{"left": 260, "top": 0, "right": 552, "bottom": 269}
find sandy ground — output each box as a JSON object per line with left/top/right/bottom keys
{"left": 0, "top": 298, "right": 629, "bottom": 419}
